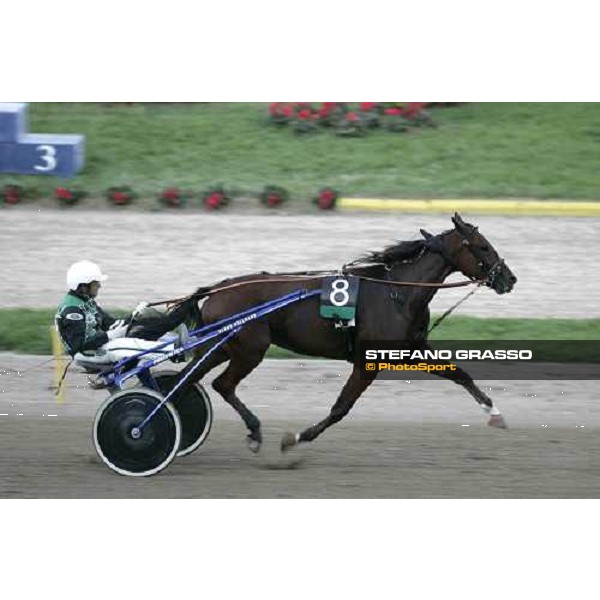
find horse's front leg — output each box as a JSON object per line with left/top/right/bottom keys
{"left": 424, "top": 344, "right": 507, "bottom": 428}
{"left": 281, "top": 365, "right": 376, "bottom": 451}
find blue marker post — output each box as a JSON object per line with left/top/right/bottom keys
{"left": 0, "top": 103, "right": 85, "bottom": 178}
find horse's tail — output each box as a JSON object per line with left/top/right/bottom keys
{"left": 167, "top": 286, "right": 213, "bottom": 330}
{"left": 189, "top": 286, "right": 213, "bottom": 302}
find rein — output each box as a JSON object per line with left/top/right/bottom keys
{"left": 350, "top": 274, "right": 483, "bottom": 288}
{"left": 427, "top": 282, "right": 484, "bottom": 334}
{"left": 149, "top": 272, "right": 484, "bottom": 308}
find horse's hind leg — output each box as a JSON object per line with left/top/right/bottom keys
{"left": 178, "top": 346, "right": 229, "bottom": 384}
{"left": 211, "top": 342, "right": 269, "bottom": 453}
{"left": 281, "top": 366, "right": 375, "bottom": 452}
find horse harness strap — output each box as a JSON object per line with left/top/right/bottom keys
{"left": 319, "top": 275, "right": 360, "bottom": 362}
{"left": 384, "top": 265, "right": 404, "bottom": 312}
{"left": 427, "top": 282, "right": 483, "bottom": 334}
{"left": 149, "top": 273, "right": 484, "bottom": 309}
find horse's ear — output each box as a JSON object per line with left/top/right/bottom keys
{"left": 420, "top": 228, "right": 433, "bottom": 240}
{"left": 452, "top": 212, "right": 466, "bottom": 230}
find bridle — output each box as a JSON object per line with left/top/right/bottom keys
{"left": 427, "top": 226, "right": 505, "bottom": 290}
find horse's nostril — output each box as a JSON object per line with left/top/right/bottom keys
{"left": 510, "top": 276, "right": 517, "bottom": 284}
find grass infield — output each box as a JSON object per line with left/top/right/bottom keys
{"left": 1, "top": 309, "right": 598, "bottom": 357}
{"left": 1, "top": 103, "right": 599, "bottom": 203}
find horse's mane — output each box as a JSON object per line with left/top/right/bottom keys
{"left": 355, "top": 239, "right": 427, "bottom": 266}
{"left": 354, "top": 227, "right": 463, "bottom": 267}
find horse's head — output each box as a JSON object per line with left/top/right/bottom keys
{"left": 423, "top": 213, "right": 517, "bottom": 294}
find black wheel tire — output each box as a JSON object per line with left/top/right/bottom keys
{"left": 93, "top": 389, "right": 181, "bottom": 477}
{"left": 152, "top": 371, "right": 213, "bottom": 457}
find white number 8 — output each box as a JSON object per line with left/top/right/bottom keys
{"left": 330, "top": 279, "right": 350, "bottom": 307}
{"left": 34, "top": 145, "right": 57, "bottom": 172}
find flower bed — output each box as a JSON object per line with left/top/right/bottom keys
{"left": 314, "top": 187, "right": 338, "bottom": 210}
{"left": 2, "top": 184, "right": 25, "bottom": 205}
{"left": 260, "top": 185, "right": 289, "bottom": 208}
{"left": 159, "top": 187, "right": 187, "bottom": 208}
{"left": 202, "top": 187, "right": 230, "bottom": 210}
{"left": 5, "top": 183, "right": 344, "bottom": 211}
{"left": 267, "top": 102, "right": 439, "bottom": 136}
{"left": 106, "top": 186, "right": 136, "bottom": 206}
{"left": 55, "top": 187, "right": 86, "bottom": 206}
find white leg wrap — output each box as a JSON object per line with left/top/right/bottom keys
{"left": 481, "top": 404, "right": 501, "bottom": 416}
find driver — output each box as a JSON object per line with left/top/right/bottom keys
{"left": 55, "top": 260, "right": 189, "bottom": 367}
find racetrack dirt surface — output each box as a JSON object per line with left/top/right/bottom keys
{"left": 1, "top": 209, "right": 598, "bottom": 497}
{"left": 1, "top": 354, "right": 598, "bottom": 498}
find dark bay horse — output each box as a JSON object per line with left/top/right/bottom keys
{"left": 171, "top": 213, "right": 517, "bottom": 453}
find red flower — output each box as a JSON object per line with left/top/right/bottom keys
{"left": 297, "top": 109, "right": 312, "bottom": 120}
{"left": 346, "top": 112, "right": 360, "bottom": 122}
{"left": 316, "top": 188, "right": 338, "bottom": 210}
{"left": 163, "top": 187, "right": 180, "bottom": 200}
{"left": 384, "top": 107, "right": 403, "bottom": 116}
{"left": 404, "top": 102, "right": 427, "bottom": 118}
{"left": 112, "top": 191, "right": 128, "bottom": 204}
{"left": 322, "top": 102, "right": 337, "bottom": 109}
{"left": 261, "top": 186, "right": 288, "bottom": 208}
{"left": 56, "top": 187, "right": 73, "bottom": 200}
{"left": 105, "top": 187, "right": 134, "bottom": 206}
{"left": 4, "top": 187, "right": 21, "bottom": 204}
{"left": 205, "top": 192, "right": 224, "bottom": 210}
{"left": 359, "top": 102, "right": 376, "bottom": 112}
{"left": 160, "top": 188, "right": 182, "bottom": 207}
{"left": 266, "top": 193, "right": 281, "bottom": 207}
{"left": 269, "top": 103, "right": 295, "bottom": 121}
{"left": 317, "top": 106, "right": 331, "bottom": 118}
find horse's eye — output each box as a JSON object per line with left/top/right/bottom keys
{"left": 480, "top": 245, "right": 490, "bottom": 252}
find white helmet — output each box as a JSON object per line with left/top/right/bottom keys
{"left": 66, "top": 260, "right": 108, "bottom": 290}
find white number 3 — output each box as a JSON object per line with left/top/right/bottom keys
{"left": 34, "top": 145, "right": 57, "bottom": 172}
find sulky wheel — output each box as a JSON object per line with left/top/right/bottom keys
{"left": 152, "top": 371, "right": 213, "bottom": 458}
{"left": 93, "top": 388, "right": 181, "bottom": 477}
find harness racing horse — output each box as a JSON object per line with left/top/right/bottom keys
{"left": 170, "top": 213, "right": 517, "bottom": 453}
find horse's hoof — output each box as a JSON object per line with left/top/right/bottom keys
{"left": 246, "top": 433, "right": 262, "bottom": 454}
{"left": 281, "top": 432, "right": 298, "bottom": 453}
{"left": 488, "top": 414, "right": 508, "bottom": 429}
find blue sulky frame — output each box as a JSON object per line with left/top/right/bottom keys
{"left": 98, "top": 288, "right": 321, "bottom": 435}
